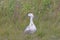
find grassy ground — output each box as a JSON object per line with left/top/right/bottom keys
{"left": 0, "top": 0, "right": 60, "bottom": 40}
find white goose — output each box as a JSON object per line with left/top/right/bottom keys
{"left": 24, "top": 13, "right": 37, "bottom": 34}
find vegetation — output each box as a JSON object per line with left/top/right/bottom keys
{"left": 0, "top": 0, "right": 60, "bottom": 40}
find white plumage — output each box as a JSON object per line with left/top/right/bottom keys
{"left": 24, "top": 13, "right": 37, "bottom": 34}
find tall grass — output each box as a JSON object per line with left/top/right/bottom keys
{"left": 0, "top": 0, "right": 60, "bottom": 40}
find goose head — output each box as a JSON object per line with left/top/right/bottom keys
{"left": 28, "top": 13, "right": 34, "bottom": 18}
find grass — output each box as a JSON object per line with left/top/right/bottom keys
{"left": 0, "top": 0, "right": 60, "bottom": 40}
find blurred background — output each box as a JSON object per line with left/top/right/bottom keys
{"left": 0, "top": 0, "right": 60, "bottom": 40}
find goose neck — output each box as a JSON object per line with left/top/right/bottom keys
{"left": 30, "top": 17, "right": 33, "bottom": 24}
